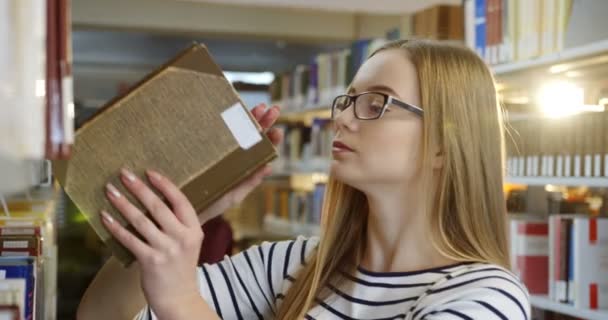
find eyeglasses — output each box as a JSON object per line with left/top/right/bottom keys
{"left": 331, "top": 92, "right": 424, "bottom": 120}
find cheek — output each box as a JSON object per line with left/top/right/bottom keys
{"left": 361, "top": 123, "right": 423, "bottom": 178}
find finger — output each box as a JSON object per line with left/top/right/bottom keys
{"left": 146, "top": 169, "right": 199, "bottom": 227}
{"left": 251, "top": 104, "right": 267, "bottom": 121}
{"left": 101, "top": 210, "right": 154, "bottom": 260}
{"left": 258, "top": 106, "right": 280, "bottom": 129}
{"left": 105, "top": 183, "right": 170, "bottom": 248}
{"left": 267, "top": 128, "right": 284, "bottom": 146}
{"left": 119, "top": 168, "right": 183, "bottom": 234}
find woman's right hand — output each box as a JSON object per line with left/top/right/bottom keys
{"left": 197, "top": 103, "right": 282, "bottom": 225}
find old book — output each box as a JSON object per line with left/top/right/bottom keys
{"left": 53, "top": 43, "right": 277, "bottom": 265}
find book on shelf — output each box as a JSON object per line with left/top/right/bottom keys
{"left": 549, "top": 214, "right": 575, "bottom": 303}
{"left": 464, "top": 0, "right": 574, "bottom": 65}
{"left": 0, "top": 0, "right": 51, "bottom": 195}
{"left": 45, "top": 0, "right": 74, "bottom": 160}
{"left": 272, "top": 119, "right": 333, "bottom": 174}
{"left": 0, "top": 188, "right": 57, "bottom": 320}
{"left": 263, "top": 181, "right": 326, "bottom": 228}
{"left": 548, "top": 214, "right": 608, "bottom": 310}
{"left": 412, "top": 4, "right": 464, "bottom": 41}
{"left": 570, "top": 216, "right": 608, "bottom": 310}
{"left": 0, "top": 279, "right": 26, "bottom": 320}
{"left": 0, "top": 258, "right": 36, "bottom": 320}
{"left": 510, "top": 217, "right": 549, "bottom": 294}
{"left": 53, "top": 43, "right": 278, "bottom": 266}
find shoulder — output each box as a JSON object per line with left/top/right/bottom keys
{"left": 415, "top": 263, "right": 531, "bottom": 320}
{"left": 234, "top": 235, "right": 319, "bottom": 273}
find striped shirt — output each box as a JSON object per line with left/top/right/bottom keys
{"left": 135, "top": 236, "right": 531, "bottom": 319}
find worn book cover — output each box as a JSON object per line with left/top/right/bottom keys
{"left": 53, "top": 43, "right": 277, "bottom": 265}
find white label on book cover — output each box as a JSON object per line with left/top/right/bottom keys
{"left": 221, "top": 103, "right": 262, "bottom": 150}
{"left": 605, "top": 154, "right": 608, "bottom": 177}
{"left": 564, "top": 156, "right": 572, "bottom": 177}
{"left": 574, "top": 155, "right": 581, "bottom": 177}
{"left": 584, "top": 155, "right": 592, "bottom": 177}
{"left": 547, "top": 156, "right": 555, "bottom": 177}
{"left": 518, "top": 157, "right": 525, "bottom": 176}
{"left": 63, "top": 76, "right": 75, "bottom": 144}
{"left": 3, "top": 241, "right": 28, "bottom": 249}
{"left": 556, "top": 155, "right": 563, "bottom": 177}
{"left": 594, "top": 154, "right": 602, "bottom": 177}
{"left": 0, "top": 228, "right": 35, "bottom": 236}
{"left": 555, "top": 281, "right": 568, "bottom": 301}
{"left": 0, "top": 270, "right": 5, "bottom": 279}
{"left": 1, "top": 251, "right": 29, "bottom": 257}
{"left": 516, "top": 235, "right": 548, "bottom": 256}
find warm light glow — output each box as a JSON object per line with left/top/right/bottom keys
{"left": 537, "top": 82, "right": 584, "bottom": 118}
{"left": 565, "top": 71, "right": 583, "bottom": 78}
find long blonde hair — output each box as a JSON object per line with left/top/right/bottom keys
{"left": 276, "top": 39, "right": 509, "bottom": 319}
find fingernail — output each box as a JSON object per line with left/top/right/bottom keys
{"left": 106, "top": 183, "right": 121, "bottom": 198}
{"left": 147, "top": 170, "right": 162, "bottom": 183}
{"left": 101, "top": 210, "right": 114, "bottom": 224}
{"left": 121, "top": 168, "right": 137, "bottom": 183}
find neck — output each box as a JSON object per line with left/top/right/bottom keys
{"left": 359, "top": 179, "right": 454, "bottom": 273}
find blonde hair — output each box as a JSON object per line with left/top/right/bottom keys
{"left": 276, "top": 39, "right": 509, "bottom": 319}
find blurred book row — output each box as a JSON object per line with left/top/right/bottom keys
{"left": 507, "top": 112, "right": 608, "bottom": 178}
{"left": 509, "top": 183, "right": 608, "bottom": 314}
{"left": 0, "top": 187, "right": 58, "bottom": 320}
{"left": 269, "top": 39, "right": 390, "bottom": 112}
{"left": 464, "top": 0, "right": 572, "bottom": 65}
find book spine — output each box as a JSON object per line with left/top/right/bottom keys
{"left": 516, "top": 221, "right": 549, "bottom": 294}
{"left": 475, "top": 0, "right": 487, "bottom": 59}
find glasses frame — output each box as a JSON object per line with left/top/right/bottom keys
{"left": 331, "top": 91, "right": 424, "bottom": 120}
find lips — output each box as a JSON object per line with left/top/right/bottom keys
{"left": 332, "top": 141, "right": 354, "bottom": 152}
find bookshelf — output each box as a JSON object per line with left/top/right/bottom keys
{"left": 506, "top": 176, "right": 608, "bottom": 188}
{"left": 255, "top": 3, "right": 608, "bottom": 316}
{"left": 530, "top": 295, "right": 608, "bottom": 320}
{"left": 493, "top": 38, "right": 608, "bottom": 76}
{"left": 0, "top": 184, "right": 60, "bottom": 320}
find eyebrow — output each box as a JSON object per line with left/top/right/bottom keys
{"left": 348, "top": 85, "right": 401, "bottom": 98}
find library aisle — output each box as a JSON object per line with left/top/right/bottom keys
{"left": 2, "top": 0, "right": 608, "bottom": 319}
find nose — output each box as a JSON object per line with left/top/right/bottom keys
{"left": 333, "top": 104, "right": 357, "bottom": 132}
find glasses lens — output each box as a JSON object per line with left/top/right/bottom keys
{"left": 332, "top": 95, "right": 351, "bottom": 119}
{"left": 356, "top": 93, "right": 386, "bottom": 119}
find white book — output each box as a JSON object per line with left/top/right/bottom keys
{"left": 0, "top": 0, "right": 46, "bottom": 161}
{"left": 541, "top": 0, "right": 556, "bottom": 55}
{"left": 0, "top": 279, "right": 27, "bottom": 320}
{"left": 572, "top": 217, "right": 608, "bottom": 309}
{"left": 464, "top": 0, "right": 476, "bottom": 50}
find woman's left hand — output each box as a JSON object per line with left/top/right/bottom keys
{"left": 101, "top": 168, "right": 205, "bottom": 319}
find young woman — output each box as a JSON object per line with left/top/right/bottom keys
{"left": 78, "top": 39, "right": 530, "bottom": 320}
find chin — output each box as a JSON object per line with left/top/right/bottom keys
{"left": 330, "top": 160, "right": 366, "bottom": 189}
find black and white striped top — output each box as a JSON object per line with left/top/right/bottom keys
{"left": 135, "top": 236, "right": 530, "bottom": 320}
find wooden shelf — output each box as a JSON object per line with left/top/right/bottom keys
{"left": 530, "top": 295, "right": 608, "bottom": 320}
{"left": 492, "top": 38, "right": 608, "bottom": 76}
{"left": 506, "top": 176, "right": 608, "bottom": 187}
{"left": 277, "top": 106, "right": 331, "bottom": 125}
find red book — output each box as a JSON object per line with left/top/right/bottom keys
{"left": 45, "top": 0, "right": 64, "bottom": 159}
{"left": 516, "top": 221, "right": 549, "bottom": 294}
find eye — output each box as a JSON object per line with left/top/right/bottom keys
{"left": 370, "top": 100, "right": 385, "bottom": 112}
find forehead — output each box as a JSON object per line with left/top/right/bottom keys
{"left": 350, "top": 49, "right": 418, "bottom": 100}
